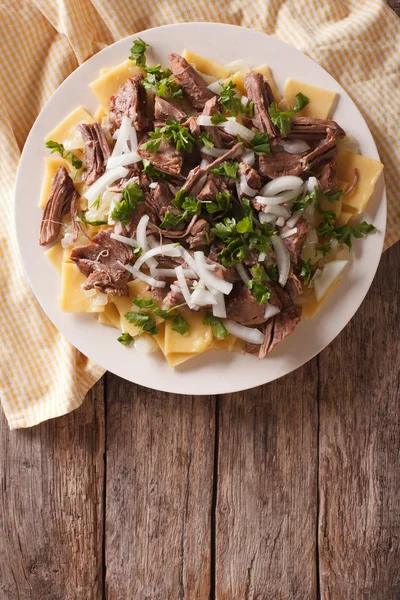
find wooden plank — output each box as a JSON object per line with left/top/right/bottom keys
{"left": 318, "top": 242, "right": 400, "bottom": 599}
{"left": 0, "top": 380, "right": 105, "bottom": 600}
{"left": 216, "top": 361, "right": 319, "bottom": 599}
{"left": 105, "top": 376, "right": 215, "bottom": 600}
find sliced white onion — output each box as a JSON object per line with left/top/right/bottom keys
{"left": 224, "top": 320, "right": 264, "bottom": 345}
{"left": 170, "top": 284, "right": 181, "bottom": 294}
{"left": 134, "top": 335, "right": 158, "bottom": 354}
{"left": 225, "top": 59, "right": 250, "bottom": 74}
{"left": 271, "top": 235, "right": 291, "bottom": 287}
{"left": 280, "top": 227, "right": 298, "bottom": 240}
{"left": 259, "top": 212, "right": 277, "bottom": 224}
{"left": 91, "top": 291, "right": 108, "bottom": 306}
{"left": 241, "top": 95, "right": 249, "bottom": 107}
{"left": 258, "top": 252, "right": 266, "bottom": 262}
{"left": 199, "top": 158, "right": 210, "bottom": 170}
{"left": 260, "top": 176, "right": 303, "bottom": 196}
{"left": 61, "top": 232, "right": 73, "bottom": 248}
{"left": 207, "top": 80, "right": 223, "bottom": 94}
{"left": 136, "top": 215, "right": 157, "bottom": 270}
{"left": 240, "top": 173, "right": 258, "bottom": 197}
{"left": 106, "top": 151, "right": 141, "bottom": 169}
{"left": 134, "top": 244, "right": 182, "bottom": 271}
{"left": 149, "top": 182, "right": 158, "bottom": 189}
{"left": 286, "top": 211, "right": 302, "bottom": 228}
{"left": 197, "top": 115, "right": 214, "bottom": 127}
{"left": 264, "top": 303, "right": 281, "bottom": 320}
{"left": 256, "top": 188, "right": 302, "bottom": 205}
{"left": 191, "top": 288, "right": 217, "bottom": 306}
{"left": 241, "top": 149, "right": 255, "bottom": 166}
{"left": 212, "top": 291, "right": 227, "bottom": 318}
{"left": 119, "top": 262, "right": 166, "bottom": 288}
{"left": 235, "top": 263, "right": 250, "bottom": 284}
{"left": 200, "top": 146, "right": 228, "bottom": 158}
{"left": 107, "top": 193, "right": 121, "bottom": 225}
{"left": 64, "top": 130, "right": 84, "bottom": 151}
{"left": 150, "top": 268, "right": 197, "bottom": 279}
{"left": 221, "top": 117, "right": 255, "bottom": 143}
{"left": 110, "top": 232, "right": 139, "bottom": 247}
{"left": 263, "top": 205, "right": 291, "bottom": 219}
{"left": 175, "top": 265, "right": 195, "bottom": 309}
{"left": 129, "top": 127, "right": 138, "bottom": 152}
{"left": 83, "top": 288, "right": 97, "bottom": 297}
{"left": 306, "top": 176, "right": 318, "bottom": 193}
{"left": 193, "top": 251, "right": 233, "bottom": 295}
{"left": 314, "top": 261, "right": 348, "bottom": 302}
{"left": 280, "top": 139, "right": 310, "bottom": 154}
{"left": 111, "top": 116, "right": 132, "bottom": 158}
{"left": 84, "top": 166, "right": 128, "bottom": 203}
{"left": 276, "top": 216, "right": 285, "bottom": 227}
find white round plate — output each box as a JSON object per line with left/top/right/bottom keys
{"left": 15, "top": 23, "right": 386, "bottom": 395}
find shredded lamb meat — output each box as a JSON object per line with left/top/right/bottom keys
{"left": 39, "top": 167, "right": 79, "bottom": 246}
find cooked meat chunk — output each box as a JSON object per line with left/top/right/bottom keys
{"left": 280, "top": 217, "right": 310, "bottom": 263}
{"left": 239, "top": 162, "right": 261, "bottom": 192}
{"left": 301, "top": 128, "right": 338, "bottom": 171}
{"left": 137, "top": 137, "right": 183, "bottom": 176}
{"left": 154, "top": 96, "right": 187, "bottom": 123}
{"left": 182, "top": 142, "right": 242, "bottom": 192}
{"left": 227, "top": 285, "right": 267, "bottom": 326}
{"left": 288, "top": 117, "right": 345, "bottom": 140}
{"left": 187, "top": 116, "right": 201, "bottom": 139}
{"left": 200, "top": 96, "right": 236, "bottom": 149}
{"left": 258, "top": 304, "right": 301, "bottom": 358}
{"left": 169, "top": 53, "right": 215, "bottom": 110}
{"left": 244, "top": 72, "right": 278, "bottom": 138}
{"left": 109, "top": 74, "right": 149, "bottom": 134}
{"left": 162, "top": 282, "right": 187, "bottom": 310}
{"left": 78, "top": 123, "right": 111, "bottom": 186}
{"left": 258, "top": 150, "right": 306, "bottom": 179}
{"left": 146, "top": 181, "right": 174, "bottom": 217}
{"left": 316, "top": 160, "right": 337, "bottom": 193}
{"left": 114, "top": 199, "right": 147, "bottom": 237}
{"left": 197, "top": 174, "right": 230, "bottom": 201}
{"left": 70, "top": 229, "right": 132, "bottom": 295}
{"left": 285, "top": 271, "right": 303, "bottom": 302}
{"left": 187, "top": 218, "right": 210, "bottom": 249}
{"left": 39, "top": 167, "right": 79, "bottom": 246}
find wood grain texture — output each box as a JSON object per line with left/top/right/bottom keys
{"left": 318, "top": 242, "right": 400, "bottom": 600}
{"left": 104, "top": 376, "right": 215, "bottom": 600}
{"left": 0, "top": 380, "right": 105, "bottom": 600}
{"left": 215, "top": 360, "right": 319, "bottom": 600}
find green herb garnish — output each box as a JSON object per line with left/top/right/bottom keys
{"left": 141, "top": 120, "right": 195, "bottom": 153}
{"left": 117, "top": 333, "right": 134, "bottom": 346}
{"left": 209, "top": 161, "right": 239, "bottom": 179}
{"left": 142, "top": 158, "right": 165, "bottom": 179}
{"left": 269, "top": 92, "right": 310, "bottom": 136}
{"left": 251, "top": 132, "right": 271, "bottom": 154}
{"left": 77, "top": 214, "right": 108, "bottom": 226}
{"left": 205, "top": 191, "right": 232, "bottom": 214}
{"left": 203, "top": 312, "right": 228, "bottom": 339}
{"left": 110, "top": 181, "right": 144, "bottom": 226}
{"left": 129, "top": 38, "right": 149, "bottom": 67}
{"left": 45, "top": 140, "right": 82, "bottom": 170}
{"left": 210, "top": 113, "right": 228, "bottom": 125}
{"left": 124, "top": 311, "right": 158, "bottom": 335}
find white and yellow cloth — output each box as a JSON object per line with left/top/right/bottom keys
{"left": 0, "top": 0, "right": 399, "bottom": 428}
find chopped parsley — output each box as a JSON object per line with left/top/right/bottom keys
{"left": 161, "top": 191, "right": 200, "bottom": 229}
{"left": 205, "top": 191, "right": 232, "bottom": 214}
{"left": 209, "top": 161, "right": 239, "bottom": 179}
{"left": 198, "top": 132, "right": 214, "bottom": 149}
{"left": 141, "top": 120, "right": 196, "bottom": 153}
{"left": 316, "top": 242, "right": 332, "bottom": 256}
{"left": 143, "top": 64, "right": 183, "bottom": 99}
{"left": 133, "top": 297, "right": 156, "bottom": 309}
{"left": 91, "top": 195, "right": 102, "bottom": 210}
{"left": 250, "top": 132, "right": 271, "bottom": 154}
{"left": 117, "top": 333, "right": 134, "bottom": 346}
{"left": 110, "top": 181, "right": 145, "bottom": 226}
{"left": 124, "top": 311, "right": 158, "bottom": 336}
{"left": 219, "top": 79, "right": 244, "bottom": 116}
{"left": 203, "top": 312, "right": 228, "bottom": 340}
{"left": 246, "top": 264, "right": 272, "bottom": 304}
{"left": 210, "top": 113, "right": 228, "bottom": 125}
{"left": 45, "top": 140, "right": 82, "bottom": 170}
{"left": 153, "top": 304, "right": 189, "bottom": 336}
{"left": 296, "top": 258, "right": 313, "bottom": 284}
{"left": 129, "top": 38, "right": 149, "bottom": 68}
{"left": 269, "top": 92, "right": 310, "bottom": 136}
{"left": 331, "top": 221, "right": 376, "bottom": 249}
{"left": 159, "top": 210, "right": 188, "bottom": 230}
{"left": 142, "top": 158, "right": 165, "bottom": 179}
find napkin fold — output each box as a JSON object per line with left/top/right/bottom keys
{"left": 1, "top": 0, "right": 399, "bottom": 428}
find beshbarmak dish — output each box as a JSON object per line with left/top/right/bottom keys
{"left": 39, "top": 39, "right": 384, "bottom": 368}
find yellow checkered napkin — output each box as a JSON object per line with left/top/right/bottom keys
{"left": 0, "top": 0, "right": 399, "bottom": 428}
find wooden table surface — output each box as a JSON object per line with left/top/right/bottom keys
{"left": 1, "top": 4, "right": 400, "bottom": 598}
